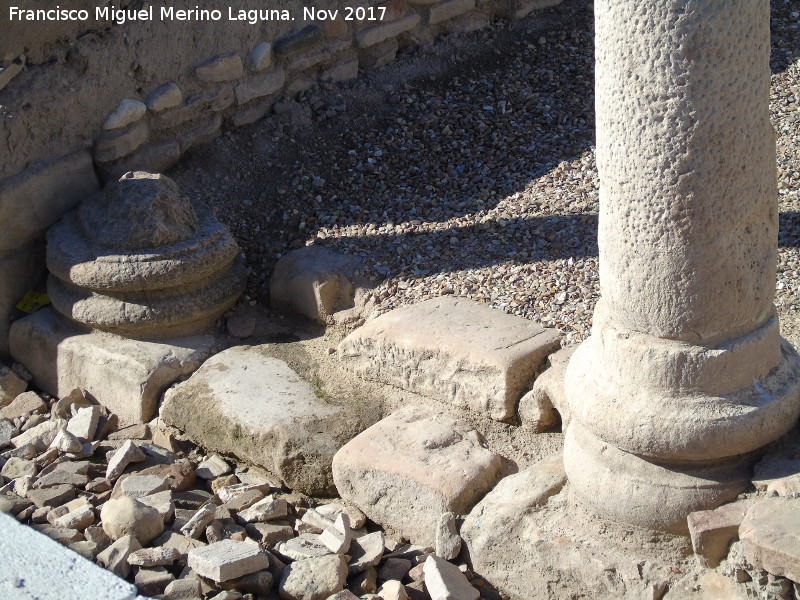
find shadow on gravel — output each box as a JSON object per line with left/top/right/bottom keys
{"left": 771, "top": 0, "right": 800, "bottom": 74}
{"left": 780, "top": 211, "right": 800, "bottom": 247}
{"left": 329, "top": 213, "right": 599, "bottom": 277}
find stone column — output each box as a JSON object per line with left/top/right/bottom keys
{"left": 564, "top": 0, "right": 800, "bottom": 532}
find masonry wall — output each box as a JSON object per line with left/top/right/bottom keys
{"left": 0, "top": 0, "right": 562, "bottom": 356}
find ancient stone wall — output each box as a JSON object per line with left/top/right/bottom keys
{"left": 0, "top": 0, "right": 562, "bottom": 356}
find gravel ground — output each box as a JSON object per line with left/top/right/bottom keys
{"left": 172, "top": 0, "right": 800, "bottom": 349}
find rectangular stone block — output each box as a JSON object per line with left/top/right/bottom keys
{"left": 428, "top": 0, "right": 476, "bottom": 24}
{"left": 355, "top": 11, "right": 421, "bottom": 47}
{"left": 234, "top": 68, "right": 286, "bottom": 106}
{"left": 688, "top": 499, "right": 754, "bottom": 568}
{"left": 513, "top": 0, "right": 562, "bottom": 19}
{"left": 0, "top": 242, "right": 45, "bottom": 358}
{"left": 9, "top": 308, "right": 216, "bottom": 426}
{"left": 338, "top": 297, "right": 561, "bottom": 421}
{"left": 0, "top": 151, "right": 99, "bottom": 255}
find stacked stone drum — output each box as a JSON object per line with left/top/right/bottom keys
{"left": 46, "top": 171, "right": 246, "bottom": 338}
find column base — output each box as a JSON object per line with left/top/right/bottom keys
{"left": 564, "top": 421, "right": 753, "bottom": 534}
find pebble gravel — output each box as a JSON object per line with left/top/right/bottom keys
{"left": 173, "top": 0, "right": 799, "bottom": 348}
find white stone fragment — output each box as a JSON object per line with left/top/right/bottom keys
{"left": 180, "top": 501, "right": 218, "bottom": 539}
{"left": 379, "top": 579, "right": 410, "bottom": 600}
{"left": 128, "top": 546, "right": 181, "bottom": 567}
{"left": 423, "top": 555, "right": 479, "bottom": 600}
{"left": 347, "top": 530, "right": 384, "bottom": 574}
{"left": 49, "top": 427, "right": 83, "bottom": 453}
{"left": 103, "top": 99, "right": 146, "bottom": 130}
{"left": 319, "top": 513, "right": 352, "bottom": 554}
{"left": 53, "top": 504, "right": 94, "bottom": 530}
{"left": 119, "top": 474, "right": 170, "bottom": 499}
{"left": 251, "top": 42, "right": 273, "bottom": 71}
{"left": 196, "top": 454, "right": 231, "bottom": 479}
{"left": 105, "top": 439, "right": 146, "bottom": 480}
{"left": 237, "top": 495, "right": 288, "bottom": 524}
{"left": 277, "top": 534, "right": 331, "bottom": 561}
{"left": 66, "top": 405, "right": 101, "bottom": 441}
{"left": 435, "top": 512, "right": 462, "bottom": 560}
{"left": 188, "top": 539, "right": 270, "bottom": 583}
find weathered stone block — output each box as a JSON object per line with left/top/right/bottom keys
{"left": 322, "top": 57, "right": 359, "bottom": 83}
{"left": 9, "top": 308, "right": 216, "bottom": 426}
{"left": 228, "top": 99, "right": 276, "bottom": 129}
{"left": 177, "top": 115, "right": 223, "bottom": 154}
{"left": 103, "top": 99, "right": 146, "bottom": 130}
{"left": 251, "top": 42, "right": 273, "bottom": 71}
{"left": 519, "top": 344, "right": 576, "bottom": 431}
{"left": 152, "top": 87, "right": 235, "bottom": 131}
{"left": 688, "top": 499, "right": 754, "bottom": 568}
{"left": 355, "top": 12, "right": 421, "bottom": 47}
{"left": 740, "top": 498, "right": 800, "bottom": 582}
{"left": 0, "top": 151, "right": 99, "bottom": 256}
{"left": 94, "top": 121, "right": 149, "bottom": 163}
{"left": 146, "top": 82, "right": 183, "bottom": 112}
{"left": 423, "top": 555, "right": 478, "bottom": 600}
{"left": 274, "top": 25, "right": 324, "bottom": 58}
{"left": 428, "top": 0, "right": 475, "bottom": 24}
{"left": 279, "top": 553, "right": 348, "bottom": 600}
{"left": 338, "top": 296, "right": 561, "bottom": 421}
{"left": 188, "top": 539, "right": 270, "bottom": 583}
{"left": 360, "top": 39, "right": 399, "bottom": 70}
{"left": 160, "top": 345, "right": 362, "bottom": 496}
{"left": 332, "top": 407, "right": 504, "bottom": 546}
{"left": 270, "top": 246, "right": 364, "bottom": 323}
{"left": 235, "top": 68, "right": 286, "bottom": 106}
{"left": 195, "top": 53, "right": 244, "bottom": 83}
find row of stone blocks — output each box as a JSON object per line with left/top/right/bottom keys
{"left": 89, "top": 0, "right": 520, "bottom": 183}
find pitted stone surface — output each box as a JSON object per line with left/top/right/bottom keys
{"left": 0, "top": 511, "right": 140, "bottom": 599}
{"left": 562, "top": 0, "right": 800, "bottom": 532}
{"left": 161, "top": 345, "right": 362, "bottom": 496}
{"left": 740, "top": 497, "right": 800, "bottom": 583}
{"left": 45, "top": 172, "right": 245, "bottom": 337}
{"left": 10, "top": 308, "right": 217, "bottom": 425}
{"left": 332, "top": 406, "right": 505, "bottom": 546}
{"left": 187, "top": 539, "right": 270, "bottom": 583}
{"left": 338, "top": 296, "right": 560, "bottom": 421}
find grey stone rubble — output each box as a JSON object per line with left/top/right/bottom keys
{"left": 0, "top": 385, "right": 496, "bottom": 600}
{"left": 2, "top": 2, "right": 800, "bottom": 599}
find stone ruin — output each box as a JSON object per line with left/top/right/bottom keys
{"left": 8, "top": 172, "right": 245, "bottom": 425}
{"left": 2, "top": 1, "right": 800, "bottom": 599}
{"left": 46, "top": 171, "right": 246, "bottom": 338}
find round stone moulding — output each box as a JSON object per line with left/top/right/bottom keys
{"left": 47, "top": 172, "right": 240, "bottom": 292}
{"left": 45, "top": 171, "right": 246, "bottom": 338}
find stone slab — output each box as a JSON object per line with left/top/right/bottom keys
{"left": 688, "top": 499, "right": 754, "bottom": 568}
{"left": 188, "top": 539, "right": 269, "bottom": 583}
{"left": 160, "top": 345, "right": 362, "bottom": 496}
{"left": 0, "top": 511, "right": 142, "bottom": 600}
{"left": 332, "top": 406, "right": 505, "bottom": 546}
{"left": 740, "top": 497, "right": 800, "bottom": 582}
{"left": 9, "top": 308, "right": 216, "bottom": 426}
{"left": 0, "top": 151, "right": 99, "bottom": 256}
{"left": 338, "top": 297, "right": 560, "bottom": 421}
{"left": 461, "top": 474, "right": 683, "bottom": 600}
